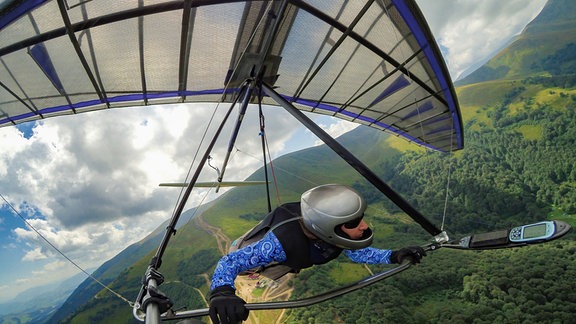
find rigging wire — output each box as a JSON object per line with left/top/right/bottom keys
{"left": 383, "top": 0, "right": 455, "bottom": 235}
{"left": 257, "top": 98, "right": 273, "bottom": 212}
{"left": 412, "top": 97, "right": 454, "bottom": 233}
{"left": 169, "top": 102, "right": 224, "bottom": 221}
{"left": 262, "top": 131, "right": 282, "bottom": 206}
{"left": 235, "top": 142, "right": 334, "bottom": 212}
{"left": 0, "top": 193, "right": 134, "bottom": 306}
{"left": 234, "top": 147, "right": 316, "bottom": 187}
{"left": 255, "top": 101, "right": 282, "bottom": 207}
{"left": 440, "top": 120, "right": 456, "bottom": 231}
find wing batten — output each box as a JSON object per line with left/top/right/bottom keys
{"left": 57, "top": 0, "right": 105, "bottom": 109}
{"left": 290, "top": 1, "right": 443, "bottom": 106}
{"left": 177, "top": 4, "right": 195, "bottom": 98}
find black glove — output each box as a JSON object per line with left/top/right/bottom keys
{"left": 390, "top": 246, "right": 426, "bottom": 264}
{"left": 209, "top": 286, "right": 249, "bottom": 324}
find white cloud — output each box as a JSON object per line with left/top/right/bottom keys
{"left": 22, "top": 247, "right": 47, "bottom": 261}
{"left": 313, "top": 117, "right": 360, "bottom": 146}
{"left": 0, "top": 128, "right": 29, "bottom": 177}
{"left": 16, "top": 278, "right": 31, "bottom": 284}
{"left": 416, "top": 0, "right": 547, "bottom": 79}
{"left": 1, "top": 103, "right": 304, "bottom": 284}
{"left": 34, "top": 260, "right": 68, "bottom": 274}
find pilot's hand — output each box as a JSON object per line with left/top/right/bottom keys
{"left": 209, "top": 285, "right": 249, "bottom": 324}
{"left": 391, "top": 246, "right": 426, "bottom": 264}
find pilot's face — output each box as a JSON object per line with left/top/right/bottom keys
{"left": 340, "top": 219, "right": 369, "bottom": 239}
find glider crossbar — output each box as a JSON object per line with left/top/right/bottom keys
{"left": 161, "top": 260, "right": 414, "bottom": 320}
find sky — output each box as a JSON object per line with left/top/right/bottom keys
{"left": 0, "top": 0, "right": 548, "bottom": 304}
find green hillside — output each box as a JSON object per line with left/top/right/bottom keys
{"left": 283, "top": 76, "right": 576, "bottom": 324}
{"left": 57, "top": 0, "right": 576, "bottom": 323}
{"left": 456, "top": 0, "right": 576, "bottom": 86}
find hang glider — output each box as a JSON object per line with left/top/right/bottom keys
{"left": 0, "top": 0, "right": 462, "bottom": 152}
{"left": 1, "top": 1, "right": 470, "bottom": 323}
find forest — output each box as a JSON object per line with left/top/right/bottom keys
{"left": 399, "top": 87, "right": 576, "bottom": 232}
{"left": 283, "top": 84, "right": 576, "bottom": 323}
{"left": 284, "top": 241, "right": 575, "bottom": 323}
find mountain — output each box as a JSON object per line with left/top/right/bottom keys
{"left": 51, "top": 0, "right": 576, "bottom": 322}
{"left": 0, "top": 272, "right": 87, "bottom": 322}
{"left": 45, "top": 207, "right": 200, "bottom": 324}
{"left": 456, "top": 0, "right": 576, "bottom": 86}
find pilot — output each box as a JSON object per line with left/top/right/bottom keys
{"left": 208, "top": 184, "right": 426, "bottom": 324}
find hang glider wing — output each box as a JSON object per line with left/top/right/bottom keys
{"left": 159, "top": 181, "right": 267, "bottom": 188}
{"left": 0, "top": 0, "right": 463, "bottom": 151}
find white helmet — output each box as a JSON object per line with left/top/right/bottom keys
{"left": 301, "top": 184, "right": 373, "bottom": 249}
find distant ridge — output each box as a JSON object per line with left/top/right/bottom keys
{"left": 46, "top": 207, "right": 201, "bottom": 323}
{"left": 456, "top": 0, "right": 576, "bottom": 86}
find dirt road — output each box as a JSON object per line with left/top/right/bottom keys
{"left": 235, "top": 274, "right": 294, "bottom": 324}
{"left": 193, "top": 215, "right": 231, "bottom": 256}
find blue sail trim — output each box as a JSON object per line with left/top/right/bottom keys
{"left": 287, "top": 96, "right": 433, "bottom": 150}
{"left": 1, "top": 89, "right": 438, "bottom": 150}
{"left": 391, "top": 0, "right": 462, "bottom": 149}
{"left": 370, "top": 75, "right": 410, "bottom": 107}
{"left": 399, "top": 101, "right": 434, "bottom": 121}
{"left": 0, "top": 88, "right": 234, "bottom": 124}
{"left": 29, "top": 43, "right": 65, "bottom": 94}
{"left": 0, "top": 0, "right": 47, "bottom": 31}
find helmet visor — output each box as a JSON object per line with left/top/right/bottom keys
{"left": 342, "top": 214, "right": 364, "bottom": 229}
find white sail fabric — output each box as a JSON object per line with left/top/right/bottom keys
{"left": 0, "top": 0, "right": 463, "bottom": 151}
